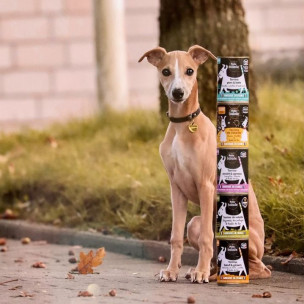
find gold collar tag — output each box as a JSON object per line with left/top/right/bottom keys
{"left": 188, "top": 120, "right": 198, "bottom": 133}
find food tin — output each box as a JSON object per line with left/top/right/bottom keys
{"left": 217, "top": 239, "right": 249, "bottom": 284}
{"left": 217, "top": 149, "right": 248, "bottom": 193}
{"left": 217, "top": 104, "right": 249, "bottom": 148}
{"left": 217, "top": 57, "right": 249, "bottom": 102}
{"left": 216, "top": 194, "right": 249, "bottom": 239}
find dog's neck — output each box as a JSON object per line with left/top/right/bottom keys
{"left": 167, "top": 81, "right": 200, "bottom": 120}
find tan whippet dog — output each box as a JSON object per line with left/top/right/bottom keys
{"left": 139, "top": 45, "right": 271, "bottom": 283}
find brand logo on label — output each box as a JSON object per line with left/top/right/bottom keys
{"left": 241, "top": 197, "right": 248, "bottom": 208}
{"left": 242, "top": 106, "right": 248, "bottom": 114}
{"left": 240, "top": 151, "right": 247, "bottom": 158}
{"left": 241, "top": 242, "right": 247, "bottom": 249}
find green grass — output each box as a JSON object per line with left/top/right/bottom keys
{"left": 0, "top": 81, "right": 303, "bottom": 251}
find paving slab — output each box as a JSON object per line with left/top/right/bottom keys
{"left": 0, "top": 239, "right": 303, "bottom": 304}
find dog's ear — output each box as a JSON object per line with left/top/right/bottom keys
{"left": 188, "top": 45, "right": 217, "bottom": 65}
{"left": 138, "top": 47, "right": 167, "bottom": 67}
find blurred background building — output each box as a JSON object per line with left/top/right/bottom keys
{"left": 0, "top": 0, "right": 303, "bottom": 131}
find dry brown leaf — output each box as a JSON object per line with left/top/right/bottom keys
{"left": 32, "top": 261, "right": 46, "bottom": 268}
{"left": 66, "top": 273, "right": 75, "bottom": 279}
{"left": 1, "top": 209, "right": 17, "bottom": 219}
{"left": 9, "top": 285, "right": 22, "bottom": 290}
{"left": 47, "top": 136, "right": 58, "bottom": 149}
{"left": 78, "top": 291, "right": 93, "bottom": 297}
{"left": 0, "top": 238, "right": 6, "bottom": 246}
{"left": 14, "top": 258, "right": 24, "bottom": 263}
{"left": 15, "top": 291, "right": 34, "bottom": 298}
{"left": 252, "top": 294, "right": 263, "bottom": 298}
{"left": 281, "top": 251, "right": 297, "bottom": 265}
{"left": 252, "top": 291, "right": 272, "bottom": 298}
{"left": 77, "top": 248, "right": 105, "bottom": 274}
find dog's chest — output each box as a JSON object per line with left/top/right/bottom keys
{"left": 161, "top": 135, "right": 199, "bottom": 202}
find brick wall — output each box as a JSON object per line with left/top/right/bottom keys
{"left": 243, "top": 0, "right": 304, "bottom": 60}
{"left": 1, "top": 0, "right": 303, "bottom": 130}
{"left": 0, "top": 0, "right": 98, "bottom": 130}
{"left": 125, "top": 0, "right": 159, "bottom": 109}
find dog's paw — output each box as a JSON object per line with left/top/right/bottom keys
{"left": 185, "top": 268, "right": 209, "bottom": 284}
{"left": 159, "top": 269, "right": 178, "bottom": 282}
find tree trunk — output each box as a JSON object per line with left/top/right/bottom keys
{"left": 159, "top": 0, "right": 257, "bottom": 118}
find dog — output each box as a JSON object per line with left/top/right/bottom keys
{"left": 138, "top": 45, "right": 271, "bottom": 283}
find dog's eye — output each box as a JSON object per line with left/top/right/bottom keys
{"left": 162, "top": 69, "right": 171, "bottom": 77}
{"left": 186, "top": 68, "right": 194, "bottom": 76}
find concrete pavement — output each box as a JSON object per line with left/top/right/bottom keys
{"left": 0, "top": 239, "right": 303, "bottom": 304}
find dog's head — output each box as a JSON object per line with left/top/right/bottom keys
{"left": 138, "top": 45, "right": 216, "bottom": 104}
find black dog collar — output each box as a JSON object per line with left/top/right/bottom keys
{"left": 166, "top": 107, "right": 201, "bottom": 123}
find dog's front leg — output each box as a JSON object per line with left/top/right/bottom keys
{"left": 191, "top": 182, "right": 214, "bottom": 283}
{"left": 160, "top": 183, "right": 187, "bottom": 282}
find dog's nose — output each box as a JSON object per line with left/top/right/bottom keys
{"left": 172, "top": 88, "right": 184, "bottom": 101}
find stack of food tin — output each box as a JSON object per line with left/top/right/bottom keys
{"left": 216, "top": 57, "right": 250, "bottom": 284}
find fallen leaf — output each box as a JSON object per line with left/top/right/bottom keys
{"left": 252, "top": 291, "right": 272, "bottom": 298}
{"left": 77, "top": 248, "right": 105, "bottom": 274}
{"left": 32, "top": 261, "right": 46, "bottom": 268}
{"left": 274, "top": 145, "right": 288, "bottom": 156}
{"left": 281, "top": 251, "right": 297, "bottom": 265}
{"left": 252, "top": 294, "right": 263, "bottom": 298}
{"left": 9, "top": 285, "right": 22, "bottom": 290}
{"left": 53, "top": 218, "right": 61, "bottom": 225}
{"left": 14, "top": 258, "right": 24, "bottom": 263}
{"left": 1, "top": 209, "right": 17, "bottom": 220}
{"left": 66, "top": 273, "right": 75, "bottom": 280}
{"left": 47, "top": 136, "right": 58, "bottom": 149}
{"left": 268, "top": 176, "right": 283, "bottom": 187}
{"left": 0, "top": 238, "right": 6, "bottom": 245}
{"left": 88, "top": 228, "right": 97, "bottom": 233}
{"left": 0, "top": 279, "right": 18, "bottom": 285}
{"left": 70, "top": 266, "right": 79, "bottom": 272}
{"left": 78, "top": 291, "right": 93, "bottom": 297}
{"left": 21, "top": 237, "right": 31, "bottom": 245}
{"left": 275, "top": 249, "right": 293, "bottom": 256}
{"left": 15, "top": 291, "right": 34, "bottom": 298}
